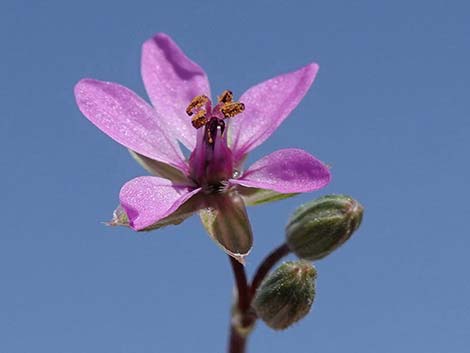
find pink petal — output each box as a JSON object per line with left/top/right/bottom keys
{"left": 141, "top": 33, "right": 211, "bottom": 151}
{"left": 75, "top": 79, "right": 188, "bottom": 173}
{"left": 109, "top": 192, "right": 204, "bottom": 230}
{"left": 229, "top": 63, "right": 319, "bottom": 165}
{"left": 119, "top": 176, "right": 201, "bottom": 230}
{"left": 231, "top": 148, "right": 331, "bottom": 193}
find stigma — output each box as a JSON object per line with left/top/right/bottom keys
{"left": 186, "top": 90, "right": 245, "bottom": 145}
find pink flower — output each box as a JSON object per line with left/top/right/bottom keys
{"left": 75, "top": 33, "right": 330, "bottom": 262}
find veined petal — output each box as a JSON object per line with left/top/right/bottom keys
{"left": 119, "top": 176, "right": 201, "bottom": 230}
{"left": 75, "top": 79, "right": 188, "bottom": 172}
{"left": 141, "top": 33, "right": 211, "bottom": 150}
{"left": 229, "top": 63, "right": 319, "bottom": 165}
{"left": 231, "top": 148, "right": 331, "bottom": 193}
{"left": 199, "top": 193, "right": 253, "bottom": 264}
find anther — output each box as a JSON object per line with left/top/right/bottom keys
{"left": 191, "top": 110, "right": 208, "bottom": 129}
{"left": 186, "top": 95, "right": 210, "bottom": 116}
{"left": 218, "top": 90, "right": 233, "bottom": 104}
{"left": 221, "top": 102, "right": 245, "bottom": 118}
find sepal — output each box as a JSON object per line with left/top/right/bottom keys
{"left": 199, "top": 191, "right": 253, "bottom": 263}
{"left": 129, "top": 150, "right": 192, "bottom": 184}
{"left": 237, "top": 185, "right": 298, "bottom": 206}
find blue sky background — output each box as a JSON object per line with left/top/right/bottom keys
{"left": 1, "top": 0, "right": 469, "bottom": 352}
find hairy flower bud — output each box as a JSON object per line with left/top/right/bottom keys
{"left": 286, "top": 194, "right": 363, "bottom": 261}
{"left": 252, "top": 261, "right": 316, "bottom": 330}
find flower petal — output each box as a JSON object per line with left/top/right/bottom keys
{"left": 199, "top": 193, "right": 253, "bottom": 264}
{"left": 75, "top": 79, "right": 188, "bottom": 172}
{"left": 229, "top": 63, "right": 319, "bottom": 165}
{"left": 231, "top": 148, "right": 331, "bottom": 193}
{"left": 141, "top": 33, "right": 211, "bottom": 150}
{"left": 119, "top": 176, "right": 201, "bottom": 230}
{"left": 109, "top": 192, "right": 203, "bottom": 231}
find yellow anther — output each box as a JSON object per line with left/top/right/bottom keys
{"left": 221, "top": 102, "right": 245, "bottom": 118}
{"left": 186, "top": 95, "right": 209, "bottom": 116}
{"left": 218, "top": 90, "right": 233, "bottom": 104}
{"left": 187, "top": 91, "right": 244, "bottom": 131}
{"left": 191, "top": 110, "right": 208, "bottom": 129}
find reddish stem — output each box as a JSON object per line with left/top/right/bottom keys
{"left": 228, "top": 325, "right": 248, "bottom": 353}
{"left": 228, "top": 256, "right": 250, "bottom": 312}
{"left": 249, "top": 243, "right": 291, "bottom": 298}
{"left": 227, "top": 243, "right": 291, "bottom": 353}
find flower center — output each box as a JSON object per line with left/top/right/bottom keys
{"left": 185, "top": 90, "right": 245, "bottom": 145}
{"left": 186, "top": 90, "right": 244, "bottom": 189}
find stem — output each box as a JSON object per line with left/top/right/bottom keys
{"left": 228, "top": 256, "right": 251, "bottom": 353}
{"left": 228, "top": 325, "right": 248, "bottom": 353}
{"left": 250, "top": 243, "right": 290, "bottom": 298}
{"left": 228, "top": 256, "right": 250, "bottom": 312}
{"left": 227, "top": 243, "right": 290, "bottom": 353}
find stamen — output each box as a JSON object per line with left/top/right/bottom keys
{"left": 186, "top": 95, "right": 210, "bottom": 116}
{"left": 218, "top": 90, "right": 233, "bottom": 104}
{"left": 191, "top": 110, "right": 208, "bottom": 129}
{"left": 186, "top": 91, "right": 244, "bottom": 136}
{"left": 221, "top": 102, "right": 245, "bottom": 118}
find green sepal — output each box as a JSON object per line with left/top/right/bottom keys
{"left": 129, "top": 150, "right": 190, "bottom": 184}
{"left": 237, "top": 185, "right": 298, "bottom": 206}
{"left": 199, "top": 191, "right": 253, "bottom": 264}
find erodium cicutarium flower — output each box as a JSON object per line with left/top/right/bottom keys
{"left": 75, "top": 33, "right": 331, "bottom": 263}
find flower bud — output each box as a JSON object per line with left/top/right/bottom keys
{"left": 286, "top": 194, "right": 363, "bottom": 261}
{"left": 252, "top": 261, "right": 316, "bottom": 330}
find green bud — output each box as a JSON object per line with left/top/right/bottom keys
{"left": 286, "top": 194, "right": 363, "bottom": 261}
{"left": 252, "top": 261, "right": 316, "bottom": 330}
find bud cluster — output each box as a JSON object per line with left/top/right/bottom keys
{"left": 251, "top": 194, "right": 363, "bottom": 331}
